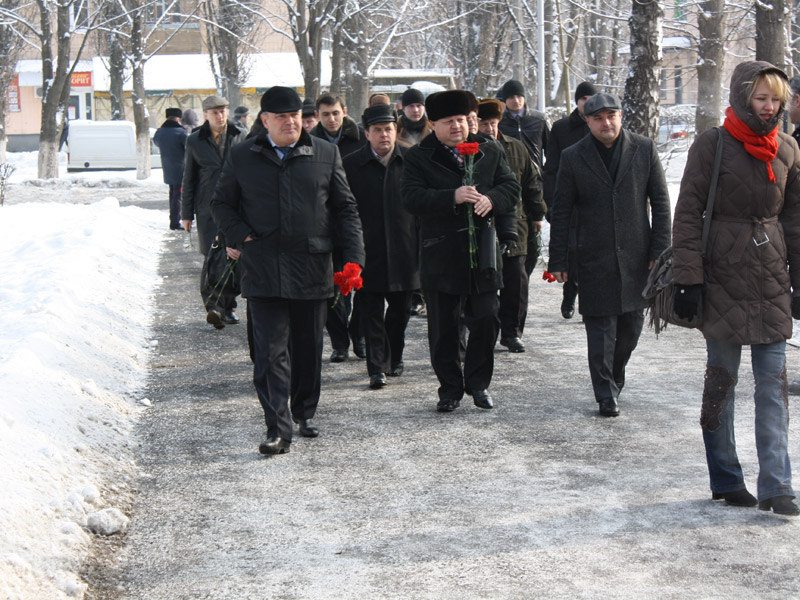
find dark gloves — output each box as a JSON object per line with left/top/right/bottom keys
{"left": 673, "top": 284, "right": 702, "bottom": 320}
{"left": 792, "top": 296, "right": 800, "bottom": 320}
{"left": 499, "top": 241, "right": 517, "bottom": 256}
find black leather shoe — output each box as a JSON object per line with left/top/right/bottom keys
{"left": 206, "top": 309, "right": 225, "bottom": 329}
{"left": 471, "top": 389, "right": 494, "bottom": 409}
{"left": 758, "top": 496, "right": 800, "bottom": 515}
{"left": 369, "top": 373, "right": 387, "bottom": 389}
{"left": 330, "top": 348, "right": 348, "bottom": 363}
{"left": 561, "top": 301, "right": 575, "bottom": 319}
{"left": 258, "top": 436, "right": 290, "bottom": 455}
{"left": 712, "top": 489, "right": 757, "bottom": 507}
{"left": 436, "top": 398, "right": 461, "bottom": 412}
{"left": 388, "top": 362, "right": 404, "bottom": 377}
{"left": 353, "top": 339, "right": 367, "bottom": 359}
{"left": 500, "top": 337, "right": 525, "bottom": 353}
{"left": 598, "top": 397, "right": 620, "bottom": 417}
{"left": 410, "top": 302, "right": 426, "bottom": 316}
{"left": 221, "top": 310, "right": 239, "bottom": 324}
{"left": 297, "top": 419, "right": 319, "bottom": 438}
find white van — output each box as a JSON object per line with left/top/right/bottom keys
{"left": 66, "top": 120, "right": 162, "bottom": 171}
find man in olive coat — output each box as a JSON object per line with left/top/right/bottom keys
{"left": 343, "top": 104, "right": 419, "bottom": 389}
{"left": 477, "top": 98, "right": 546, "bottom": 353}
{"left": 401, "top": 90, "right": 520, "bottom": 412}
{"left": 548, "top": 93, "right": 671, "bottom": 417}
{"left": 181, "top": 95, "right": 247, "bottom": 328}
{"left": 211, "top": 87, "right": 365, "bottom": 455}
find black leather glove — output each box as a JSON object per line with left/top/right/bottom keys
{"left": 673, "top": 284, "right": 702, "bottom": 320}
{"left": 792, "top": 296, "right": 800, "bottom": 320}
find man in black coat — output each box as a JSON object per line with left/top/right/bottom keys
{"left": 498, "top": 79, "right": 549, "bottom": 171}
{"left": 310, "top": 94, "right": 367, "bottom": 362}
{"left": 153, "top": 107, "right": 188, "bottom": 230}
{"left": 181, "top": 95, "right": 247, "bottom": 328}
{"left": 548, "top": 93, "right": 671, "bottom": 418}
{"left": 211, "top": 87, "right": 365, "bottom": 455}
{"left": 543, "top": 81, "right": 596, "bottom": 318}
{"left": 401, "top": 90, "right": 520, "bottom": 412}
{"left": 343, "top": 104, "right": 419, "bottom": 390}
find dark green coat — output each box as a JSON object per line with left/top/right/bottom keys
{"left": 400, "top": 132, "right": 520, "bottom": 295}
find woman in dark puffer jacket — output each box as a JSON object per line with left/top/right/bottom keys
{"left": 672, "top": 61, "right": 800, "bottom": 516}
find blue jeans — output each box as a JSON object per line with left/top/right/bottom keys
{"left": 702, "top": 339, "right": 794, "bottom": 501}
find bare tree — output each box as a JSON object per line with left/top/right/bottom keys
{"left": 755, "top": 0, "right": 786, "bottom": 69}
{"left": 0, "top": 0, "right": 27, "bottom": 162}
{"left": 623, "top": 0, "right": 663, "bottom": 138}
{"left": 695, "top": 0, "right": 726, "bottom": 132}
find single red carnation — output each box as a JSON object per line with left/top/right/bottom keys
{"left": 343, "top": 262, "right": 361, "bottom": 277}
{"left": 456, "top": 142, "right": 480, "bottom": 156}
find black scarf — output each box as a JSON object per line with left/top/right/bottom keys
{"left": 402, "top": 114, "right": 428, "bottom": 135}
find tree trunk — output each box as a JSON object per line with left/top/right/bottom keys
{"left": 130, "top": 8, "right": 150, "bottom": 180}
{"left": 695, "top": 0, "right": 726, "bottom": 133}
{"left": 104, "top": 0, "right": 127, "bottom": 120}
{"left": 756, "top": 0, "right": 786, "bottom": 70}
{"left": 37, "top": 0, "right": 73, "bottom": 179}
{"left": 622, "top": 0, "right": 663, "bottom": 139}
{"left": 543, "top": 0, "right": 554, "bottom": 103}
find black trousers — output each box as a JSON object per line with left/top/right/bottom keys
{"left": 425, "top": 289, "right": 500, "bottom": 401}
{"left": 359, "top": 290, "right": 413, "bottom": 375}
{"left": 499, "top": 255, "right": 529, "bottom": 339}
{"left": 249, "top": 297, "right": 327, "bottom": 441}
{"left": 168, "top": 184, "right": 181, "bottom": 229}
{"left": 326, "top": 291, "right": 361, "bottom": 351}
{"left": 583, "top": 310, "right": 645, "bottom": 401}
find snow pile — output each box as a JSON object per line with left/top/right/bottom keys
{"left": 0, "top": 196, "right": 165, "bottom": 599}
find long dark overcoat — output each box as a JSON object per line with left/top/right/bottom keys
{"left": 400, "top": 132, "right": 521, "bottom": 296}
{"left": 548, "top": 129, "right": 671, "bottom": 316}
{"left": 152, "top": 120, "right": 188, "bottom": 186}
{"left": 210, "top": 130, "right": 365, "bottom": 300}
{"left": 543, "top": 108, "right": 589, "bottom": 211}
{"left": 181, "top": 120, "right": 246, "bottom": 253}
{"left": 343, "top": 143, "right": 420, "bottom": 293}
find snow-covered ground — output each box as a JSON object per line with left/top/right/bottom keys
{"left": 1, "top": 154, "right": 168, "bottom": 599}
{"left": 0, "top": 144, "right": 792, "bottom": 598}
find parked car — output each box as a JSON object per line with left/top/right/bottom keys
{"left": 67, "top": 120, "right": 162, "bottom": 171}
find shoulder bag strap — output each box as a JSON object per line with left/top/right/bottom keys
{"left": 700, "top": 126, "right": 724, "bottom": 255}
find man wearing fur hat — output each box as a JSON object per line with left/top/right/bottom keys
{"left": 153, "top": 107, "right": 188, "bottom": 230}
{"left": 498, "top": 79, "right": 550, "bottom": 170}
{"left": 211, "top": 86, "right": 365, "bottom": 455}
{"left": 477, "top": 98, "right": 546, "bottom": 354}
{"left": 397, "top": 88, "right": 432, "bottom": 148}
{"left": 343, "top": 104, "right": 419, "bottom": 390}
{"left": 401, "top": 90, "right": 520, "bottom": 412}
{"left": 181, "top": 95, "right": 247, "bottom": 329}
{"left": 543, "top": 81, "right": 596, "bottom": 319}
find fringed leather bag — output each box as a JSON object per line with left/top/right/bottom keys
{"left": 643, "top": 127, "right": 723, "bottom": 335}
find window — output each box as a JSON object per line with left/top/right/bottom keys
{"left": 145, "top": 0, "right": 183, "bottom": 24}
{"left": 70, "top": 0, "right": 90, "bottom": 30}
{"left": 660, "top": 69, "right": 667, "bottom": 100}
{"left": 675, "top": 66, "right": 683, "bottom": 105}
{"left": 674, "top": 0, "right": 687, "bottom": 22}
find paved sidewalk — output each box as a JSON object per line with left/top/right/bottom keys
{"left": 92, "top": 231, "right": 799, "bottom": 599}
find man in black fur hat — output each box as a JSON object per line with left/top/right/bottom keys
{"left": 401, "top": 90, "right": 520, "bottom": 413}
{"left": 211, "top": 86, "right": 365, "bottom": 455}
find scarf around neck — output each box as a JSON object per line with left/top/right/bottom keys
{"left": 723, "top": 106, "right": 778, "bottom": 183}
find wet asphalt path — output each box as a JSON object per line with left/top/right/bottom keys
{"left": 89, "top": 227, "right": 800, "bottom": 599}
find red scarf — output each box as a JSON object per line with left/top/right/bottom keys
{"left": 723, "top": 106, "right": 778, "bottom": 183}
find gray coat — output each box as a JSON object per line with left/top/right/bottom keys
{"left": 181, "top": 120, "right": 246, "bottom": 254}
{"left": 548, "top": 129, "right": 671, "bottom": 316}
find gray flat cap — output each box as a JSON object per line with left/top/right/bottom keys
{"left": 202, "top": 95, "right": 229, "bottom": 111}
{"left": 583, "top": 93, "right": 622, "bottom": 116}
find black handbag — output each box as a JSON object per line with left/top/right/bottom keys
{"left": 201, "top": 234, "right": 240, "bottom": 304}
{"left": 643, "top": 127, "right": 723, "bottom": 335}
{"left": 478, "top": 216, "right": 498, "bottom": 274}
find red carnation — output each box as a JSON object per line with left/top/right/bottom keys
{"left": 542, "top": 270, "right": 557, "bottom": 283}
{"left": 333, "top": 262, "right": 363, "bottom": 298}
{"left": 456, "top": 142, "right": 480, "bottom": 156}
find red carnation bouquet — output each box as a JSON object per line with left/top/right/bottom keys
{"left": 333, "top": 262, "right": 363, "bottom": 305}
{"left": 456, "top": 142, "right": 480, "bottom": 269}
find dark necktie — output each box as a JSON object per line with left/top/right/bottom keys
{"left": 276, "top": 146, "right": 291, "bottom": 161}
